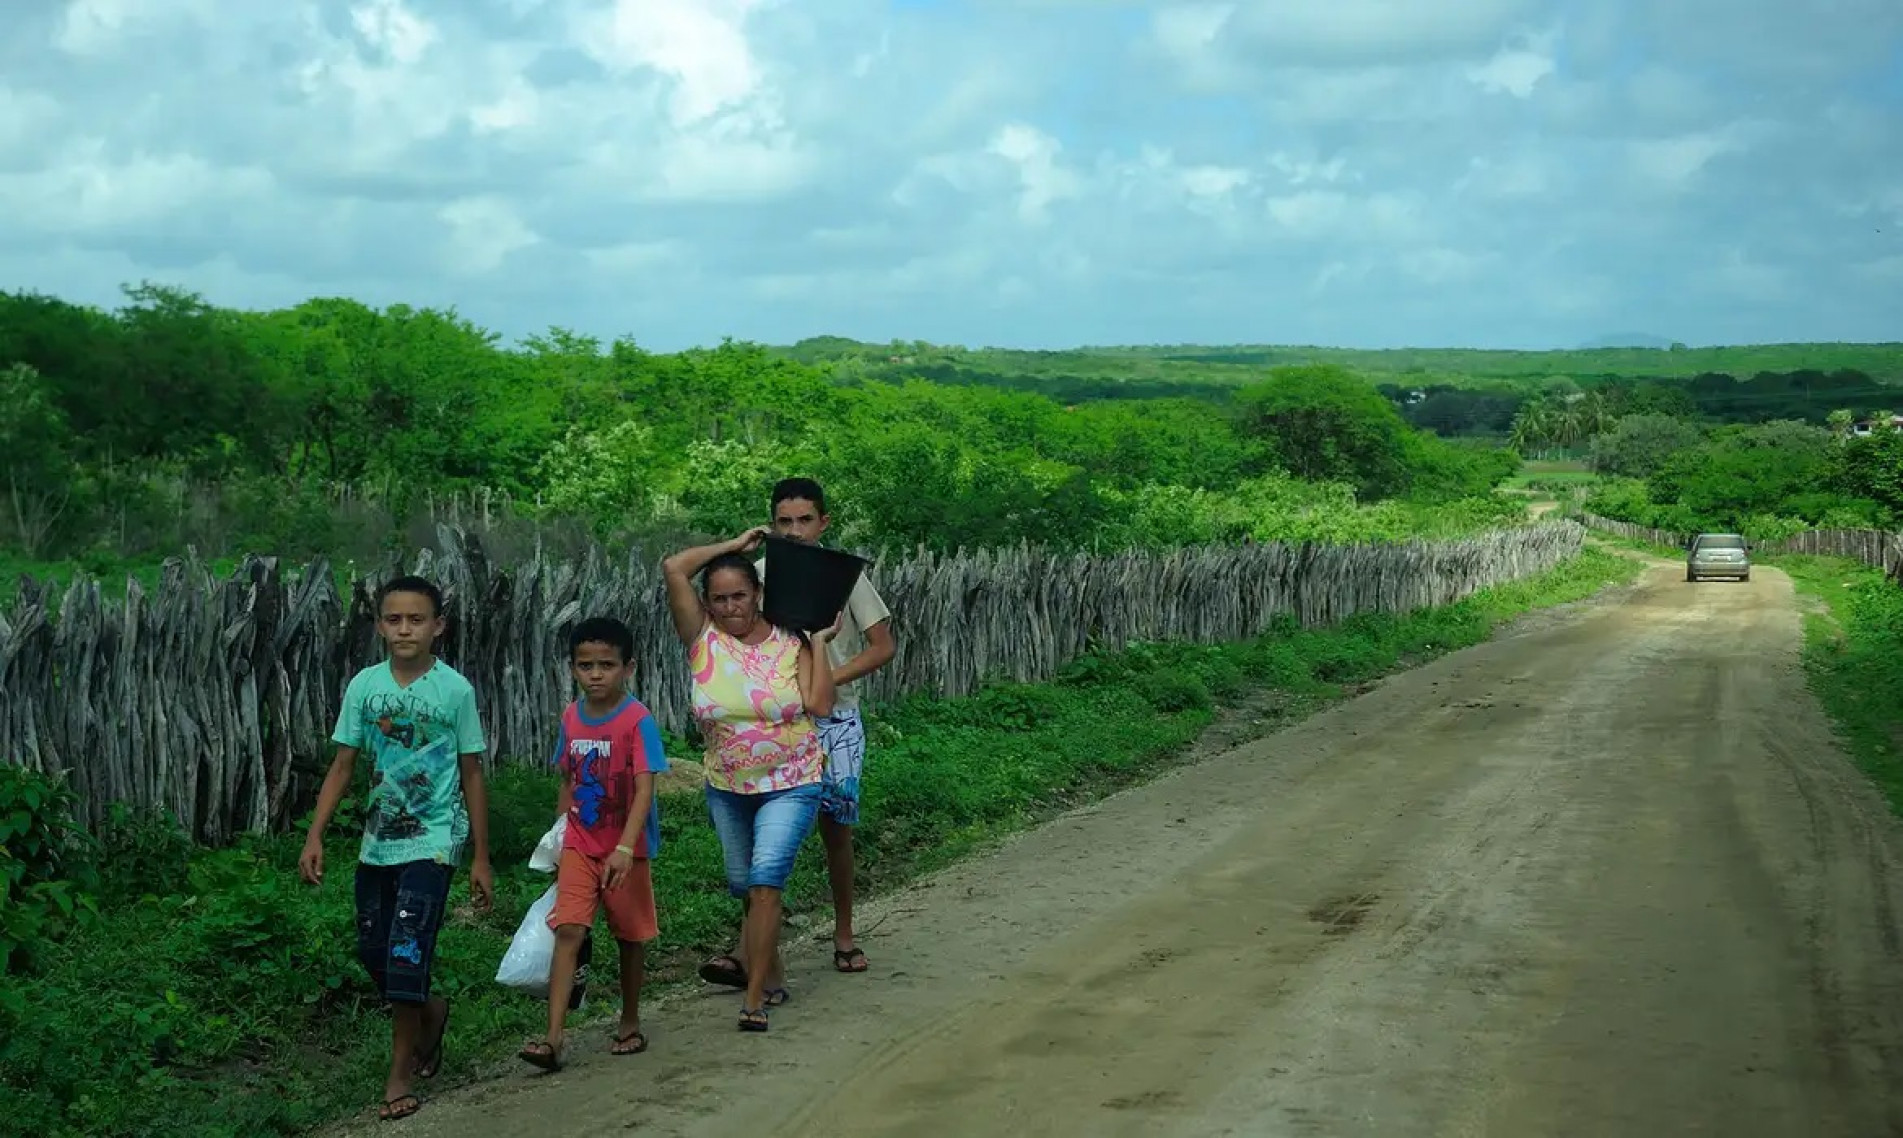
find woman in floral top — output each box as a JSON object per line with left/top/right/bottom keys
{"left": 663, "top": 527, "right": 838, "bottom": 1031}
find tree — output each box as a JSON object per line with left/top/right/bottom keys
{"left": 1827, "top": 430, "right": 1903, "bottom": 518}
{"left": 0, "top": 364, "right": 77, "bottom": 556}
{"left": 1235, "top": 365, "right": 1413, "bottom": 499}
{"left": 1590, "top": 414, "right": 1706, "bottom": 479}
{"left": 1649, "top": 421, "right": 1836, "bottom": 528}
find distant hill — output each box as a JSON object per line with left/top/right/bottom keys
{"left": 1578, "top": 333, "right": 1680, "bottom": 350}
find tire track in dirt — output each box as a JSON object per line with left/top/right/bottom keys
{"left": 338, "top": 558, "right": 1903, "bottom": 1138}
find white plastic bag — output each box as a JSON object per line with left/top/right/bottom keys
{"left": 528, "top": 815, "right": 567, "bottom": 873}
{"left": 494, "top": 881, "right": 593, "bottom": 1008}
{"left": 496, "top": 884, "right": 558, "bottom": 994}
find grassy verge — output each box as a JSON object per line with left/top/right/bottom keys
{"left": 1773, "top": 555, "right": 1903, "bottom": 811}
{"left": 1586, "top": 529, "right": 1685, "bottom": 560}
{"left": 0, "top": 545, "right": 1637, "bottom": 1138}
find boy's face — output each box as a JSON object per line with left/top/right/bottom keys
{"left": 772, "top": 496, "right": 829, "bottom": 544}
{"left": 570, "top": 641, "right": 632, "bottom": 705}
{"left": 378, "top": 590, "right": 444, "bottom": 663}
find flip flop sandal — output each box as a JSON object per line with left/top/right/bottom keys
{"left": 379, "top": 1094, "right": 422, "bottom": 1122}
{"left": 763, "top": 987, "right": 790, "bottom": 1007}
{"left": 738, "top": 1007, "right": 769, "bottom": 1033}
{"left": 833, "top": 947, "right": 869, "bottom": 973}
{"left": 611, "top": 1029, "right": 648, "bottom": 1055}
{"left": 516, "top": 1040, "right": 563, "bottom": 1071}
{"left": 698, "top": 954, "right": 747, "bottom": 989}
{"left": 415, "top": 1002, "right": 450, "bottom": 1079}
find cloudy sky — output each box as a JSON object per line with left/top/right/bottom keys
{"left": 2, "top": 0, "right": 1899, "bottom": 352}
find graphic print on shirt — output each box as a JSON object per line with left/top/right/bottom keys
{"left": 565, "top": 737, "right": 622, "bottom": 832}
{"left": 363, "top": 689, "right": 454, "bottom": 846}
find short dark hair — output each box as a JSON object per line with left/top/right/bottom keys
{"left": 376, "top": 574, "right": 444, "bottom": 617}
{"left": 569, "top": 616, "right": 635, "bottom": 664}
{"left": 770, "top": 477, "right": 826, "bottom": 516}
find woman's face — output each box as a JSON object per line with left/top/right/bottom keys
{"left": 704, "top": 567, "right": 760, "bottom": 636}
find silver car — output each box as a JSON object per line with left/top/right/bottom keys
{"left": 1686, "top": 533, "right": 1751, "bottom": 582}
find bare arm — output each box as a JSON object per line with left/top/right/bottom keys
{"left": 618, "top": 771, "right": 656, "bottom": 853}
{"left": 830, "top": 618, "right": 896, "bottom": 687}
{"left": 799, "top": 630, "right": 839, "bottom": 719}
{"left": 458, "top": 752, "right": 494, "bottom": 913}
{"left": 661, "top": 527, "right": 768, "bottom": 645}
{"left": 297, "top": 746, "right": 358, "bottom": 885}
{"left": 603, "top": 771, "right": 656, "bottom": 891}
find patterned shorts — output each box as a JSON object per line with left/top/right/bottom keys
{"left": 354, "top": 859, "right": 454, "bottom": 1005}
{"left": 815, "top": 709, "right": 867, "bottom": 827}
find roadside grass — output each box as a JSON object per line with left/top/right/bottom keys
{"left": 1773, "top": 555, "right": 1903, "bottom": 813}
{"left": 0, "top": 545, "right": 1637, "bottom": 1138}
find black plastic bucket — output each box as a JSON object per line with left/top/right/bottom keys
{"left": 762, "top": 535, "right": 872, "bottom": 632}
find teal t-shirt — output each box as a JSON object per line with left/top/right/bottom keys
{"left": 331, "top": 660, "right": 487, "bottom": 867}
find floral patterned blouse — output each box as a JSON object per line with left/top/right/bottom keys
{"left": 689, "top": 623, "right": 823, "bottom": 794}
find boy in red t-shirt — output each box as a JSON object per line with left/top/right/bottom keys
{"left": 518, "top": 617, "right": 668, "bottom": 1070}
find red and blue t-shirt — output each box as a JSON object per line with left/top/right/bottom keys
{"left": 550, "top": 697, "right": 669, "bottom": 860}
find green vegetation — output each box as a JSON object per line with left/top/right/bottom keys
{"left": 1, "top": 288, "right": 1535, "bottom": 574}
{"left": 0, "top": 545, "right": 1637, "bottom": 1138}
{"left": 785, "top": 337, "right": 1903, "bottom": 441}
{"left": 1582, "top": 421, "right": 1903, "bottom": 540}
{"left": 1782, "top": 556, "right": 1903, "bottom": 812}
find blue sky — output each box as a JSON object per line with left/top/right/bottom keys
{"left": 1, "top": 0, "right": 1899, "bottom": 352}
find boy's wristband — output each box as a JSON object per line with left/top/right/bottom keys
{"left": 614, "top": 844, "right": 634, "bottom": 856}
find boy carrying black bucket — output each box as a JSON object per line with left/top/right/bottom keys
{"left": 697, "top": 477, "right": 895, "bottom": 988}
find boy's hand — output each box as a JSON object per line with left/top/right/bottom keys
{"left": 604, "top": 848, "right": 635, "bottom": 891}
{"left": 468, "top": 857, "right": 495, "bottom": 913}
{"left": 298, "top": 837, "right": 325, "bottom": 885}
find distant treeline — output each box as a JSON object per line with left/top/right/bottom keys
{"left": 1383, "top": 368, "right": 1893, "bottom": 437}
{"left": 781, "top": 336, "right": 1903, "bottom": 389}
{"left": 809, "top": 342, "right": 1893, "bottom": 436}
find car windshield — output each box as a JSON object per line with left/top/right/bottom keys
{"left": 1697, "top": 536, "right": 1745, "bottom": 550}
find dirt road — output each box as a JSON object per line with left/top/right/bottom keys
{"left": 354, "top": 556, "right": 1903, "bottom": 1137}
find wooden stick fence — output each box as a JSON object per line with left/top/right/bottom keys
{"left": 1, "top": 522, "right": 1585, "bottom": 843}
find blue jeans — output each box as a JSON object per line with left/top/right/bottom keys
{"left": 705, "top": 782, "right": 823, "bottom": 896}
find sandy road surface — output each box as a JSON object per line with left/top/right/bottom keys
{"left": 347, "top": 556, "right": 1903, "bottom": 1138}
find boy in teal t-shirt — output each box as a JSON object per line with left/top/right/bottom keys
{"left": 299, "top": 575, "right": 493, "bottom": 1124}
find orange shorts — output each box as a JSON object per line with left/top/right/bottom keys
{"left": 547, "top": 847, "right": 658, "bottom": 943}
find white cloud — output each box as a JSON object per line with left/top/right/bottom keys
{"left": 1626, "top": 129, "right": 1748, "bottom": 189}
{"left": 351, "top": 0, "right": 437, "bottom": 65}
{"left": 438, "top": 195, "right": 538, "bottom": 275}
{"left": 1466, "top": 30, "right": 1557, "bottom": 98}
{"left": 0, "top": 0, "right": 1898, "bottom": 350}
{"left": 987, "top": 123, "right": 1083, "bottom": 223}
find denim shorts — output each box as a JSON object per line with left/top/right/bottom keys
{"left": 705, "top": 782, "right": 823, "bottom": 896}
{"left": 354, "top": 859, "right": 455, "bottom": 1005}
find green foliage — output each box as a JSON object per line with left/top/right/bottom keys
{"left": 532, "top": 420, "right": 665, "bottom": 530}
{"left": 1588, "top": 418, "right": 1900, "bottom": 538}
{"left": 1590, "top": 414, "right": 1708, "bottom": 479}
{"left": 2, "top": 287, "right": 1558, "bottom": 564}
{"left": 1649, "top": 421, "right": 1837, "bottom": 527}
{"left": 1237, "top": 364, "right": 1414, "bottom": 498}
{"left": 1784, "top": 557, "right": 1903, "bottom": 812}
{"left": 0, "top": 769, "right": 97, "bottom": 975}
{"left": 1826, "top": 430, "right": 1903, "bottom": 518}
{"left": 0, "top": 544, "right": 1633, "bottom": 1136}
